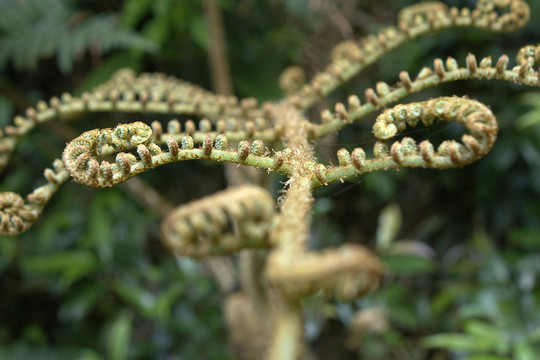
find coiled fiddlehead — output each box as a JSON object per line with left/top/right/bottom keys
{"left": 161, "top": 185, "right": 275, "bottom": 258}
{"left": 2, "top": 0, "right": 536, "bottom": 235}
{"left": 62, "top": 122, "right": 284, "bottom": 188}
{"left": 287, "top": 0, "right": 529, "bottom": 109}
{"left": 0, "top": 69, "right": 277, "bottom": 174}
{"left": 267, "top": 244, "right": 384, "bottom": 301}
{"left": 372, "top": 97, "right": 497, "bottom": 165}
{"left": 312, "top": 96, "right": 497, "bottom": 188}
{"left": 0, "top": 159, "right": 68, "bottom": 235}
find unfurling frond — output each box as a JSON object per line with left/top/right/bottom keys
{"left": 0, "top": 159, "right": 68, "bottom": 235}
{"left": 62, "top": 122, "right": 280, "bottom": 188}
{"left": 267, "top": 244, "right": 384, "bottom": 301}
{"left": 161, "top": 185, "right": 275, "bottom": 258}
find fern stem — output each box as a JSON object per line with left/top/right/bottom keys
{"left": 266, "top": 298, "right": 304, "bottom": 360}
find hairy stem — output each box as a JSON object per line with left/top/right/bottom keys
{"left": 265, "top": 105, "right": 315, "bottom": 358}
{"left": 271, "top": 104, "right": 314, "bottom": 252}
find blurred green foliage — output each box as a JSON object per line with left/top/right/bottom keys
{"left": 0, "top": 0, "right": 156, "bottom": 74}
{"left": 1, "top": 0, "right": 540, "bottom": 359}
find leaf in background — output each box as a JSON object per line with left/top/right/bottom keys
{"left": 75, "top": 349, "right": 105, "bottom": 360}
{"left": 35, "top": 208, "right": 84, "bottom": 250}
{"left": 515, "top": 91, "right": 540, "bottom": 130}
{"left": 57, "top": 31, "right": 72, "bottom": 74}
{"left": 527, "top": 326, "right": 540, "bottom": 342}
{"left": 112, "top": 280, "right": 156, "bottom": 319}
{"left": 59, "top": 284, "right": 106, "bottom": 322}
{"left": 461, "top": 288, "right": 521, "bottom": 331}
{"left": 421, "top": 332, "right": 496, "bottom": 353}
{"left": 0, "top": 94, "right": 13, "bottom": 127}
{"left": 0, "top": 345, "right": 78, "bottom": 360}
{"left": 82, "top": 191, "right": 115, "bottom": 264}
{"left": 74, "top": 53, "right": 142, "bottom": 95}
{"left": 376, "top": 204, "right": 402, "bottom": 253}
{"left": 471, "top": 229, "right": 495, "bottom": 255}
{"left": 387, "top": 240, "right": 435, "bottom": 259}
{"left": 516, "top": 109, "right": 540, "bottom": 130}
{"left": 121, "top": 0, "right": 154, "bottom": 29}
{"left": 431, "top": 284, "right": 472, "bottom": 317}
{"left": 0, "top": 233, "right": 16, "bottom": 273}
{"left": 516, "top": 92, "right": 540, "bottom": 106}
{"left": 509, "top": 229, "right": 540, "bottom": 250}
{"left": 189, "top": 15, "right": 209, "bottom": 51}
{"left": 280, "top": 0, "right": 311, "bottom": 17}
{"left": 464, "top": 320, "right": 508, "bottom": 354}
{"left": 106, "top": 311, "right": 133, "bottom": 360}
{"left": 480, "top": 256, "right": 511, "bottom": 285}
{"left": 363, "top": 172, "right": 398, "bottom": 201}
{"left": 0, "top": 0, "right": 156, "bottom": 74}
{"left": 21, "top": 250, "right": 98, "bottom": 289}
{"left": 519, "top": 141, "right": 540, "bottom": 169}
{"left": 139, "top": 0, "right": 177, "bottom": 45}
{"left": 388, "top": 303, "right": 419, "bottom": 330}
{"left": 155, "top": 283, "right": 184, "bottom": 323}
{"left": 513, "top": 341, "right": 539, "bottom": 360}
{"left": 58, "top": 14, "right": 156, "bottom": 74}
{"left": 383, "top": 254, "right": 437, "bottom": 275}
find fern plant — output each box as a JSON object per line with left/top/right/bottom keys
{"left": 0, "top": 0, "right": 156, "bottom": 73}
{"left": 1, "top": 0, "right": 539, "bottom": 359}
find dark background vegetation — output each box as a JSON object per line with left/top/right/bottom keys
{"left": 0, "top": 0, "right": 540, "bottom": 359}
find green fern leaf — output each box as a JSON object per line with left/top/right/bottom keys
{"left": 0, "top": 0, "right": 157, "bottom": 74}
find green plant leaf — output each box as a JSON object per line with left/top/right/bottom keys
{"left": 383, "top": 254, "right": 437, "bottom": 275}
{"left": 74, "top": 52, "right": 142, "bottom": 95}
{"left": 155, "top": 283, "right": 184, "bottom": 323}
{"left": 516, "top": 109, "right": 540, "bottom": 130}
{"left": 121, "top": 0, "right": 154, "bottom": 29}
{"left": 421, "top": 333, "right": 495, "bottom": 352}
{"left": 516, "top": 92, "right": 540, "bottom": 106}
{"left": 509, "top": 229, "right": 540, "bottom": 250}
{"left": 21, "top": 250, "right": 98, "bottom": 288}
{"left": 0, "top": 345, "right": 78, "bottom": 360}
{"left": 106, "top": 311, "right": 133, "bottom": 360}
{"left": 58, "top": 284, "right": 106, "bottom": 322}
{"left": 464, "top": 320, "right": 508, "bottom": 354}
{"left": 112, "top": 281, "right": 156, "bottom": 318}
{"left": 0, "top": 94, "right": 13, "bottom": 127}
{"left": 431, "top": 284, "right": 472, "bottom": 316}
{"left": 75, "top": 349, "right": 105, "bottom": 360}
{"left": 514, "top": 341, "right": 539, "bottom": 360}
{"left": 376, "top": 204, "right": 402, "bottom": 253}
{"left": 189, "top": 16, "right": 209, "bottom": 51}
{"left": 0, "top": 0, "right": 155, "bottom": 73}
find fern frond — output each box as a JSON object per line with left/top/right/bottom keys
{"left": 161, "top": 185, "right": 275, "bottom": 258}
{"left": 61, "top": 122, "right": 282, "bottom": 188}
{"left": 0, "top": 0, "right": 156, "bottom": 73}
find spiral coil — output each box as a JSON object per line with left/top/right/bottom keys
{"left": 62, "top": 122, "right": 279, "bottom": 188}
{"left": 161, "top": 185, "right": 275, "bottom": 258}
{"left": 0, "top": 159, "right": 68, "bottom": 235}
{"left": 267, "top": 244, "right": 384, "bottom": 301}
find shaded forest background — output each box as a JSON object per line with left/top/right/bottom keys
{"left": 0, "top": 0, "right": 540, "bottom": 359}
